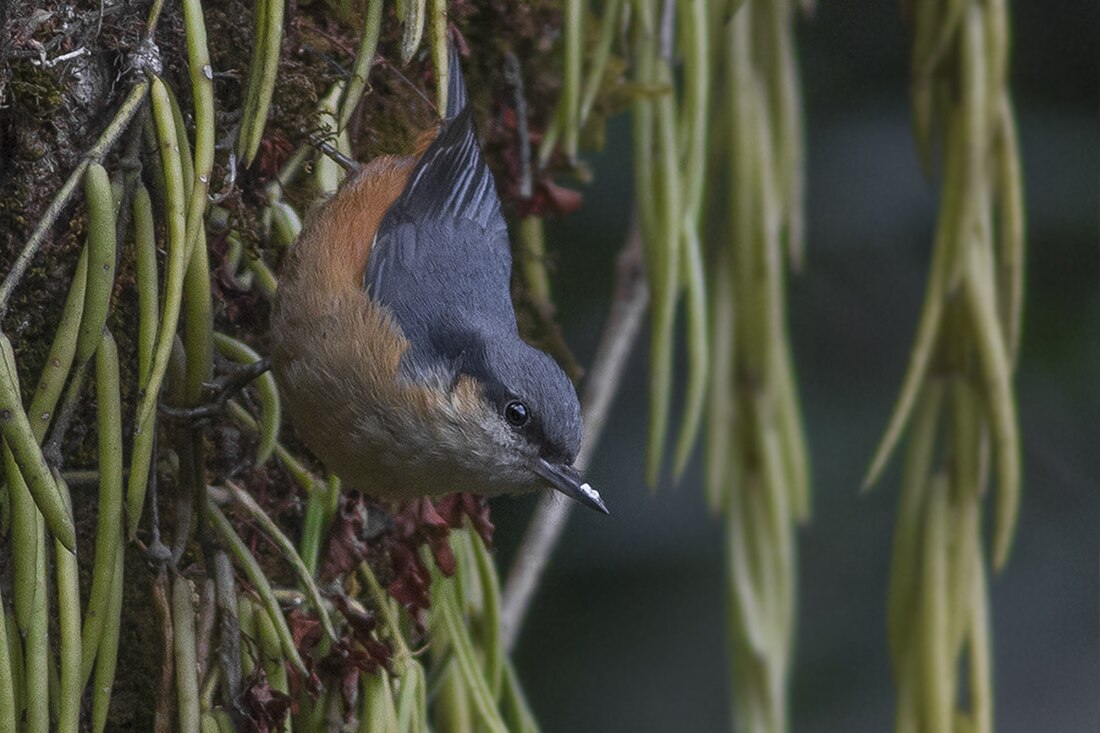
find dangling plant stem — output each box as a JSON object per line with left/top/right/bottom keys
{"left": 238, "top": 0, "right": 285, "bottom": 165}
{"left": 5, "top": 443, "right": 49, "bottom": 733}
{"left": 868, "top": 1, "right": 1025, "bottom": 731}
{"left": 80, "top": 331, "right": 125, "bottom": 686}
{"left": 707, "top": 2, "right": 809, "bottom": 730}
{"left": 0, "top": 584, "right": 14, "bottom": 733}
{"left": 340, "top": 0, "right": 384, "bottom": 128}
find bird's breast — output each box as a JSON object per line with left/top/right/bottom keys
{"left": 271, "top": 290, "right": 518, "bottom": 498}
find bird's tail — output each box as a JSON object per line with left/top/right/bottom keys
{"left": 445, "top": 43, "right": 468, "bottom": 120}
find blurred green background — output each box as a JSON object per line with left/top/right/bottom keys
{"left": 492, "top": 1, "right": 1098, "bottom": 730}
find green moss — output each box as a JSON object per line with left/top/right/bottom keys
{"left": 7, "top": 65, "right": 64, "bottom": 118}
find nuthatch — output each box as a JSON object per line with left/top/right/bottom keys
{"left": 271, "top": 47, "right": 606, "bottom": 513}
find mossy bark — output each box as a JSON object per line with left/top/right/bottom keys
{"left": 1, "top": 1, "right": 569, "bottom": 729}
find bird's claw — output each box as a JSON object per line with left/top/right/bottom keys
{"left": 158, "top": 357, "right": 272, "bottom": 424}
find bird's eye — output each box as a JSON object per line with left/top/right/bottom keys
{"left": 504, "top": 400, "right": 529, "bottom": 427}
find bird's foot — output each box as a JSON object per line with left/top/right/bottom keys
{"left": 159, "top": 357, "right": 272, "bottom": 422}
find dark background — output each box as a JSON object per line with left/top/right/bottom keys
{"left": 494, "top": 2, "right": 1099, "bottom": 731}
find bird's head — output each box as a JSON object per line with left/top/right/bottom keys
{"left": 436, "top": 335, "right": 606, "bottom": 513}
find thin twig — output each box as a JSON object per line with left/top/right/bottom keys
{"left": 42, "top": 360, "right": 91, "bottom": 466}
{"left": 159, "top": 357, "right": 272, "bottom": 422}
{"left": 310, "top": 137, "right": 361, "bottom": 174}
{"left": 500, "top": 224, "right": 648, "bottom": 650}
{"left": 195, "top": 578, "right": 217, "bottom": 683}
{"left": 213, "top": 550, "right": 243, "bottom": 715}
{"left": 152, "top": 568, "right": 176, "bottom": 733}
{"left": 374, "top": 56, "right": 437, "bottom": 114}
{"left": 503, "top": 52, "right": 533, "bottom": 200}
{"left": 146, "top": 431, "right": 172, "bottom": 562}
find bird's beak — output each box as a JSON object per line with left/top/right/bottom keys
{"left": 534, "top": 459, "right": 608, "bottom": 514}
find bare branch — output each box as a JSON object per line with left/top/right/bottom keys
{"left": 501, "top": 223, "right": 648, "bottom": 650}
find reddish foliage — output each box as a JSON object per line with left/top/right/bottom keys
{"left": 282, "top": 610, "right": 323, "bottom": 697}
{"left": 318, "top": 637, "right": 393, "bottom": 714}
{"left": 434, "top": 493, "right": 494, "bottom": 547}
{"left": 287, "top": 608, "right": 323, "bottom": 652}
{"left": 385, "top": 494, "right": 494, "bottom": 623}
{"left": 386, "top": 541, "right": 434, "bottom": 622}
{"left": 253, "top": 132, "right": 296, "bottom": 184}
{"left": 240, "top": 670, "right": 293, "bottom": 733}
{"left": 330, "top": 594, "right": 392, "bottom": 668}
{"left": 520, "top": 177, "right": 585, "bottom": 217}
{"left": 319, "top": 491, "right": 374, "bottom": 583}
{"left": 385, "top": 499, "right": 449, "bottom": 620}
{"left": 286, "top": 600, "right": 393, "bottom": 716}
{"left": 297, "top": 493, "right": 494, "bottom": 679}
{"left": 494, "top": 107, "right": 585, "bottom": 219}
{"left": 394, "top": 497, "right": 456, "bottom": 573}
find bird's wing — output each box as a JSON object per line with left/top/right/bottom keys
{"left": 364, "top": 49, "right": 516, "bottom": 378}
{"left": 444, "top": 42, "right": 468, "bottom": 120}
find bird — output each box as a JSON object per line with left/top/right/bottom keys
{"left": 270, "top": 45, "right": 607, "bottom": 514}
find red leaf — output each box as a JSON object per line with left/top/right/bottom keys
{"left": 382, "top": 495, "right": 494, "bottom": 626}
{"left": 434, "top": 493, "right": 495, "bottom": 547}
{"left": 319, "top": 492, "right": 373, "bottom": 583}
{"left": 254, "top": 132, "right": 295, "bottom": 181}
{"left": 287, "top": 608, "right": 323, "bottom": 654}
{"left": 519, "top": 178, "right": 585, "bottom": 218}
{"left": 386, "top": 541, "right": 432, "bottom": 621}
{"left": 240, "top": 669, "right": 292, "bottom": 733}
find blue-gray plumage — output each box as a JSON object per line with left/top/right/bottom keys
{"left": 367, "top": 58, "right": 584, "bottom": 465}
{"left": 272, "top": 44, "right": 604, "bottom": 513}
